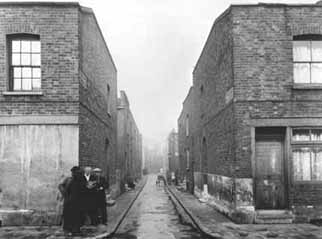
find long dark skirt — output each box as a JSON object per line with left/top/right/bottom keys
{"left": 63, "top": 201, "right": 82, "bottom": 233}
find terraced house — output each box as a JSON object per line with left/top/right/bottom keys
{"left": 0, "top": 2, "right": 117, "bottom": 225}
{"left": 179, "top": 1, "right": 322, "bottom": 223}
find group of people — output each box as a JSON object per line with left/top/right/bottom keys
{"left": 58, "top": 166, "right": 109, "bottom": 236}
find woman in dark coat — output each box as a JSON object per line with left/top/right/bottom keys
{"left": 62, "top": 166, "right": 85, "bottom": 236}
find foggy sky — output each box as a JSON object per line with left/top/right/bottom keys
{"left": 2, "top": 0, "right": 318, "bottom": 144}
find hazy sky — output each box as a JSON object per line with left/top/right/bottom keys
{"left": 2, "top": 0, "right": 317, "bottom": 144}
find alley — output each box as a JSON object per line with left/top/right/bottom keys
{"left": 110, "top": 175, "right": 204, "bottom": 239}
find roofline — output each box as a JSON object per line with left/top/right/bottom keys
{"left": 80, "top": 6, "right": 118, "bottom": 72}
{"left": 0, "top": 2, "right": 80, "bottom": 7}
{"left": 193, "top": 6, "right": 232, "bottom": 75}
{"left": 231, "top": 3, "right": 322, "bottom": 8}
{"left": 182, "top": 86, "right": 193, "bottom": 105}
{"left": 193, "top": 2, "right": 322, "bottom": 75}
{"left": 0, "top": 2, "right": 117, "bottom": 72}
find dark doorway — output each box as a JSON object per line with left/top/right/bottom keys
{"left": 255, "top": 127, "right": 286, "bottom": 210}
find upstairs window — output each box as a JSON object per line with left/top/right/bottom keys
{"left": 293, "top": 35, "right": 322, "bottom": 84}
{"left": 8, "top": 34, "right": 41, "bottom": 91}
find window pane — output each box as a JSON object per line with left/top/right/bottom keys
{"left": 32, "top": 68, "right": 41, "bottom": 78}
{"left": 293, "top": 148, "right": 311, "bottom": 181}
{"left": 21, "top": 41, "right": 31, "bottom": 53}
{"left": 31, "top": 54, "right": 40, "bottom": 66}
{"left": 14, "top": 67, "right": 21, "bottom": 78}
{"left": 32, "top": 78, "right": 41, "bottom": 89}
{"left": 12, "top": 53, "right": 20, "bottom": 65}
{"left": 12, "top": 40, "right": 20, "bottom": 53}
{"left": 312, "top": 41, "right": 322, "bottom": 61}
{"left": 312, "top": 129, "right": 322, "bottom": 141}
{"left": 13, "top": 78, "right": 21, "bottom": 91}
{"left": 294, "top": 63, "right": 310, "bottom": 83}
{"left": 21, "top": 53, "right": 31, "bottom": 65}
{"left": 311, "top": 63, "right": 322, "bottom": 83}
{"left": 293, "top": 41, "right": 311, "bottom": 61}
{"left": 22, "top": 67, "right": 31, "bottom": 78}
{"left": 312, "top": 150, "right": 322, "bottom": 180}
{"left": 22, "top": 78, "right": 32, "bottom": 91}
{"left": 293, "top": 129, "right": 310, "bottom": 141}
{"left": 31, "top": 41, "right": 40, "bottom": 53}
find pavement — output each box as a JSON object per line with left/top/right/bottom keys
{"left": 0, "top": 176, "right": 147, "bottom": 239}
{"left": 167, "top": 184, "right": 322, "bottom": 239}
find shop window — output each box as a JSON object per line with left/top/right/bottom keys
{"left": 292, "top": 128, "right": 322, "bottom": 181}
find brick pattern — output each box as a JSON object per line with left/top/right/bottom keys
{"left": 178, "top": 3, "right": 322, "bottom": 219}
{"left": 79, "top": 9, "right": 117, "bottom": 184}
{"left": 0, "top": 5, "right": 80, "bottom": 115}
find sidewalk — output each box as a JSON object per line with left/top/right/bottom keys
{"left": 0, "top": 176, "right": 147, "bottom": 239}
{"left": 167, "top": 185, "right": 322, "bottom": 239}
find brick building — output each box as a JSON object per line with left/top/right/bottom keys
{"left": 0, "top": 2, "right": 117, "bottom": 225}
{"left": 167, "top": 129, "right": 179, "bottom": 180}
{"left": 178, "top": 1, "right": 322, "bottom": 223}
{"left": 117, "top": 91, "right": 142, "bottom": 193}
{"left": 178, "top": 87, "right": 196, "bottom": 193}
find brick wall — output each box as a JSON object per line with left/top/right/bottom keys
{"left": 232, "top": 5, "right": 322, "bottom": 207}
{"left": 192, "top": 10, "right": 235, "bottom": 179}
{"left": 0, "top": 3, "right": 80, "bottom": 115}
{"left": 79, "top": 8, "right": 117, "bottom": 184}
{"left": 117, "top": 91, "right": 142, "bottom": 192}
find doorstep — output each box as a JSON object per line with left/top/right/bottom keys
{"left": 255, "top": 210, "right": 294, "bottom": 224}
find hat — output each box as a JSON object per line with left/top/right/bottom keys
{"left": 93, "top": 168, "right": 102, "bottom": 172}
{"left": 71, "top": 166, "right": 80, "bottom": 172}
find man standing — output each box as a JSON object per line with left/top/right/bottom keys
{"left": 82, "top": 166, "right": 98, "bottom": 225}
{"left": 93, "top": 168, "right": 109, "bottom": 225}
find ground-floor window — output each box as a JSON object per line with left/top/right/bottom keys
{"left": 292, "top": 128, "right": 322, "bottom": 182}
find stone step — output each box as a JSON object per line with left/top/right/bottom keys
{"left": 255, "top": 210, "right": 294, "bottom": 224}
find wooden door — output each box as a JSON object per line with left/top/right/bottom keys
{"left": 255, "top": 138, "right": 286, "bottom": 209}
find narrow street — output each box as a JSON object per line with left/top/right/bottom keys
{"left": 110, "top": 175, "right": 204, "bottom": 239}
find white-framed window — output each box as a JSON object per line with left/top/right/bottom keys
{"left": 292, "top": 128, "right": 322, "bottom": 181}
{"left": 293, "top": 35, "right": 322, "bottom": 84}
{"left": 8, "top": 34, "right": 41, "bottom": 91}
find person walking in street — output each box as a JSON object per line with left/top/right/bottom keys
{"left": 93, "top": 168, "right": 109, "bottom": 225}
{"left": 61, "top": 166, "right": 84, "bottom": 236}
{"left": 81, "top": 166, "right": 98, "bottom": 225}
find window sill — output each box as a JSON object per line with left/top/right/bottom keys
{"left": 3, "top": 91, "right": 43, "bottom": 96}
{"left": 292, "top": 84, "right": 322, "bottom": 90}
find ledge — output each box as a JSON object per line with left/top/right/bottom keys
{"left": 292, "top": 84, "right": 322, "bottom": 90}
{"left": 3, "top": 91, "right": 43, "bottom": 96}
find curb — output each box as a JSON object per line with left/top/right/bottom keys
{"left": 166, "top": 185, "right": 236, "bottom": 239}
{"left": 89, "top": 176, "right": 148, "bottom": 239}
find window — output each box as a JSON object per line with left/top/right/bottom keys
{"left": 292, "top": 128, "right": 322, "bottom": 181}
{"left": 293, "top": 35, "right": 322, "bottom": 84}
{"left": 8, "top": 34, "right": 41, "bottom": 91}
{"left": 186, "top": 115, "right": 189, "bottom": 137}
{"left": 186, "top": 149, "right": 190, "bottom": 169}
{"left": 107, "top": 84, "right": 111, "bottom": 114}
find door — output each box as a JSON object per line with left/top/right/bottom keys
{"left": 255, "top": 136, "right": 286, "bottom": 209}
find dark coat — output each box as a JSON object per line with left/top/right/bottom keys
{"left": 95, "top": 175, "right": 108, "bottom": 206}
{"left": 63, "top": 174, "right": 85, "bottom": 232}
{"left": 81, "top": 174, "right": 97, "bottom": 211}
